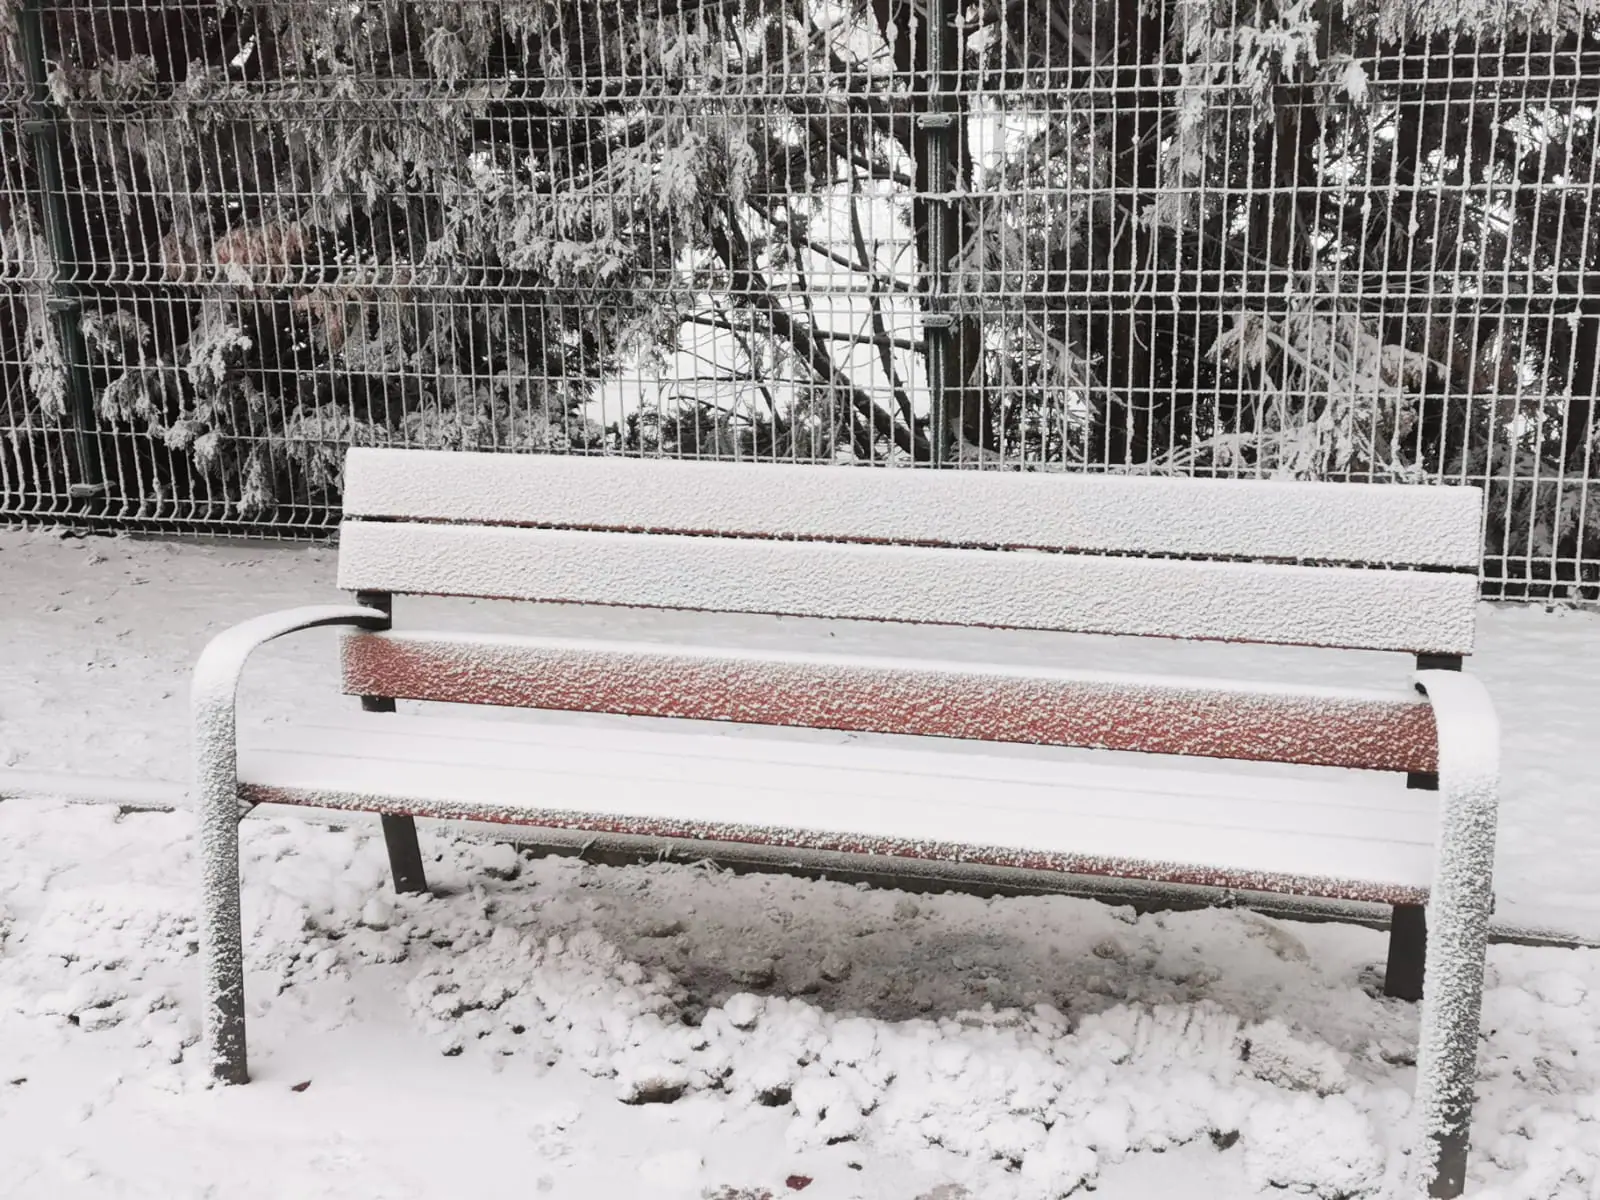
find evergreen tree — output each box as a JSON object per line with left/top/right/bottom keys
{"left": 0, "top": 0, "right": 1596, "bottom": 586}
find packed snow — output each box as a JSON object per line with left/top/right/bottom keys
{"left": 3, "top": 526, "right": 1600, "bottom": 1198}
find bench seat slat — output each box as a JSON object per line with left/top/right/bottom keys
{"left": 249, "top": 714, "right": 1433, "bottom": 818}
{"left": 336, "top": 522, "right": 1480, "bottom": 654}
{"left": 343, "top": 449, "right": 1485, "bottom": 568}
{"left": 237, "top": 713, "right": 1435, "bottom": 904}
{"left": 340, "top": 632, "right": 1441, "bottom": 773}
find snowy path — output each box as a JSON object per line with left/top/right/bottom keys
{"left": 3, "top": 793, "right": 1600, "bottom": 1199}
{"left": 2, "top": 527, "right": 1600, "bottom": 1198}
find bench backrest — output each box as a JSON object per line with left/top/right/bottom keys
{"left": 336, "top": 449, "right": 1483, "bottom": 655}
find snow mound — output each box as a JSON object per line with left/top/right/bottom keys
{"left": 6, "top": 797, "right": 1600, "bottom": 1198}
{"left": 25, "top": 885, "right": 195, "bottom": 973}
{"left": 1242, "top": 1095, "right": 1387, "bottom": 1197}
{"left": 402, "top": 914, "right": 1394, "bottom": 1192}
{"left": 1244, "top": 1019, "right": 1350, "bottom": 1095}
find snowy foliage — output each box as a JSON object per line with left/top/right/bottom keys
{"left": 0, "top": 0, "right": 1597, "bottom": 574}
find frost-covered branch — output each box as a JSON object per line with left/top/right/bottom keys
{"left": 849, "top": 188, "right": 916, "bottom": 425}
{"left": 746, "top": 196, "right": 915, "bottom": 295}
{"left": 684, "top": 313, "right": 921, "bottom": 354}
{"left": 710, "top": 206, "right": 928, "bottom": 460}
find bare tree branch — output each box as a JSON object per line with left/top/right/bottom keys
{"left": 709, "top": 296, "right": 781, "bottom": 422}
{"left": 849, "top": 184, "right": 916, "bottom": 425}
{"left": 709, "top": 206, "right": 929, "bottom": 461}
{"left": 746, "top": 196, "right": 916, "bottom": 294}
{"left": 685, "top": 313, "right": 922, "bottom": 353}
{"left": 781, "top": 203, "right": 876, "bottom": 458}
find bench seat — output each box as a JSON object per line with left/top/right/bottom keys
{"left": 239, "top": 709, "right": 1437, "bottom": 905}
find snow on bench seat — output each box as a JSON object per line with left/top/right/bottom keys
{"left": 236, "top": 712, "right": 1437, "bottom": 905}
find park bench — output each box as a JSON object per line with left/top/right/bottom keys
{"left": 193, "top": 447, "right": 1498, "bottom": 1197}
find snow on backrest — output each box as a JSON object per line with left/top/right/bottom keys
{"left": 335, "top": 522, "right": 1482, "bottom": 653}
{"left": 341, "top": 449, "right": 1485, "bottom": 568}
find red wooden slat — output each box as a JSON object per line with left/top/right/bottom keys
{"left": 341, "top": 633, "right": 1439, "bottom": 773}
{"left": 240, "top": 782, "right": 1430, "bottom": 907}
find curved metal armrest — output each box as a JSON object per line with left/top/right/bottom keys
{"left": 1415, "top": 668, "right": 1501, "bottom": 826}
{"left": 193, "top": 604, "right": 388, "bottom": 1086}
{"left": 192, "top": 604, "right": 391, "bottom": 775}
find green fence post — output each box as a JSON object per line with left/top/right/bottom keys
{"left": 18, "top": 0, "right": 104, "bottom": 506}
{"left": 919, "top": 0, "right": 962, "bottom": 467}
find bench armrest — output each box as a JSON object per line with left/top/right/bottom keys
{"left": 1415, "top": 668, "right": 1500, "bottom": 815}
{"left": 1412, "top": 668, "right": 1500, "bottom": 1195}
{"left": 193, "top": 605, "right": 391, "bottom": 783}
{"left": 192, "top": 604, "right": 387, "bottom": 1085}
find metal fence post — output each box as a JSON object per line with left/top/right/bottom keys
{"left": 17, "top": 0, "right": 104, "bottom": 505}
{"left": 920, "top": 0, "right": 962, "bottom": 467}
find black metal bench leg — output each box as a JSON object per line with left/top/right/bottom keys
{"left": 1428, "top": 1122, "right": 1470, "bottom": 1198}
{"left": 1385, "top": 903, "right": 1427, "bottom": 1001}
{"left": 380, "top": 814, "right": 429, "bottom": 895}
{"left": 1386, "top": 765, "right": 1437, "bottom": 1002}
{"left": 361, "top": 674, "right": 428, "bottom": 895}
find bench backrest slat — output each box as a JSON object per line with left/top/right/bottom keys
{"left": 343, "top": 449, "right": 1484, "bottom": 568}
{"left": 340, "top": 631, "right": 1443, "bottom": 772}
{"left": 336, "top": 521, "right": 1480, "bottom": 653}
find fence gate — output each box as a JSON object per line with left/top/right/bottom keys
{"left": 2, "top": 0, "right": 1598, "bottom": 598}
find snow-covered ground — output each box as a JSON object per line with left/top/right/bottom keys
{"left": 2, "top": 526, "right": 1599, "bottom": 1198}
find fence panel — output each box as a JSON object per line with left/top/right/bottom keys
{"left": 0, "top": 0, "right": 1596, "bottom": 599}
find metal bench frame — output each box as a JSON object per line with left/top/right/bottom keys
{"left": 193, "top": 450, "right": 1498, "bottom": 1198}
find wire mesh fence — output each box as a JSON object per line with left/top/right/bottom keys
{"left": 1, "top": 0, "right": 1597, "bottom": 598}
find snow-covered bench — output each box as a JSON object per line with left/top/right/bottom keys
{"left": 193, "top": 448, "right": 1498, "bottom": 1197}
